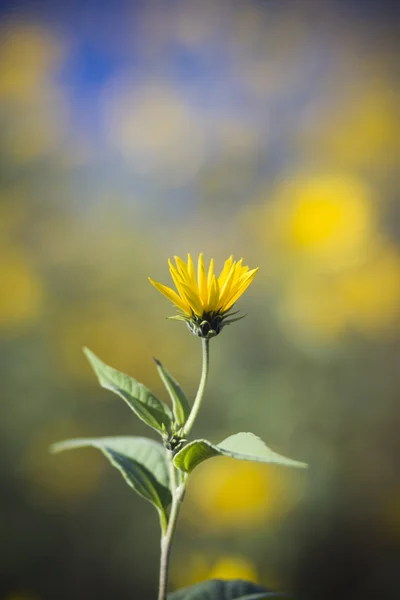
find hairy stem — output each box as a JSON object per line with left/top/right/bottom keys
{"left": 183, "top": 337, "right": 210, "bottom": 437}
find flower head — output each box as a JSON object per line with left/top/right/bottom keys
{"left": 149, "top": 253, "right": 258, "bottom": 338}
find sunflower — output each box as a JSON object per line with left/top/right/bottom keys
{"left": 149, "top": 253, "right": 258, "bottom": 338}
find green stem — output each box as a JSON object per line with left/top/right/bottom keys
{"left": 157, "top": 338, "right": 210, "bottom": 599}
{"left": 158, "top": 457, "right": 185, "bottom": 600}
{"left": 183, "top": 337, "right": 210, "bottom": 437}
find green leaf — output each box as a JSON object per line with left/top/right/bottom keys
{"left": 168, "top": 579, "right": 288, "bottom": 599}
{"left": 154, "top": 358, "right": 191, "bottom": 428}
{"left": 84, "top": 347, "right": 172, "bottom": 436}
{"left": 173, "top": 432, "right": 308, "bottom": 474}
{"left": 51, "top": 436, "right": 171, "bottom": 532}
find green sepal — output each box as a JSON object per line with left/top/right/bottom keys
{"left": 173, "top": 432, "right": 308, "bottom": 474}
{"left": 167, "top": 315, "right": 189, "bottom": 322}
{"left": 154, "top": 358, "right": 191, "bottom": 429}
{"left": 51, "top": 436, "right": 171, "bottom": 532}
{"left": 167, "top": 309, "right": 247, "bottom": 338}
{"left": 84, "top": 348, "right": 172, "bottom": 436}
{"left": 167, "top": 579, "right": 287, "bottom": 599}
{"left": 222, "top": 313, "right": 247, "bottom": 326}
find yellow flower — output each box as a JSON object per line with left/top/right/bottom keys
{"left": 149, "top": 253, "right": 258, "bottom": 338}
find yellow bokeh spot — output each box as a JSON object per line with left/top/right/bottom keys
{"left": 339, "top": 245, "right": 400, "bottom": 334}
{"left": 184, "top": 457, "right": 304, "bottom": 530}
{"left": 0, "top": 24, "right": 62, "bottom": 100}
{"left": 258, "top": 173, "right": 374, "bottom": 272}
{"left": 0, "top": 248, "right": 44, "bottom": 331}
{"left": 280, "top": 245, "right": 400, "bottom": 342}
{"left": 285, "top": 175, "right": 371, "bottom": 261}
{"left": 208, "top": 555, "right": 258, "bottom": 582}
{"left": 171, "top": 553, "right": 258, "bottom": 590}
{"left": 0, "top": 24, "right": 66, "bottom": 163}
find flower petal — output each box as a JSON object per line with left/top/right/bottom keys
{"left": 174, "top": 256, "right": 191, "bottom": 283}
{"left": 148, "top": 278, "right": 190, "bottom": 313}
{"left": 207, "top": 258, "right": 215, "bottom": 287}
{"left": 230, "top": 258, "right": 245, "bottom": 288}
{"left": 187, "top": 253, "right": 199, "bottom": 291}
{"left": 224, "top": 268, "right": 259, "bottom": 311}
{"left": 169, "top": 260, "right": 190, "bottom": 302}
{"left": 197, "top": 253, "right": 208, "bottom": 306}
{"left": 218, "top": 255, "right": 233, "bottom": 287}
{"left": 180, "top": 281, "right": 203, "bottom": 316}
{"left": 207, "top": 274, "right": 220, "bottom": 311}
{"left": 150, "top": 254, "right": 258, "bottom": 332}
{"left": 217, "top": 261, "right": 237, "bottom": 310}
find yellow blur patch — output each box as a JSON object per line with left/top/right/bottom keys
{"left": 209, "top": 555, "right": 258, "bottom": 582}
{"left": 307, "top": 82, "right": 400, "bottom": 170}
{"left": 339, "top": 245, "right": 400, "bottom": 334}
{"left": 183, "top": 457, "right": 305, "bottom": 531}
{"left": 171, "top": 553, "right": 258, "bottom": 590}
{"left": 0, "top": 248, "right": 44, "bottom": 331}
{"left": 276, "top": 174, "right": 372, "bottom": 267}
{"left": 280, "top": 245, "right": 400, "bottom": 342}
{"left": 0, "top": 24, "right": 62, "bottom": 100}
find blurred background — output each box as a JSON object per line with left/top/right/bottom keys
{"left": 1, "top": 0, "right": 400, "bottom": 598}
